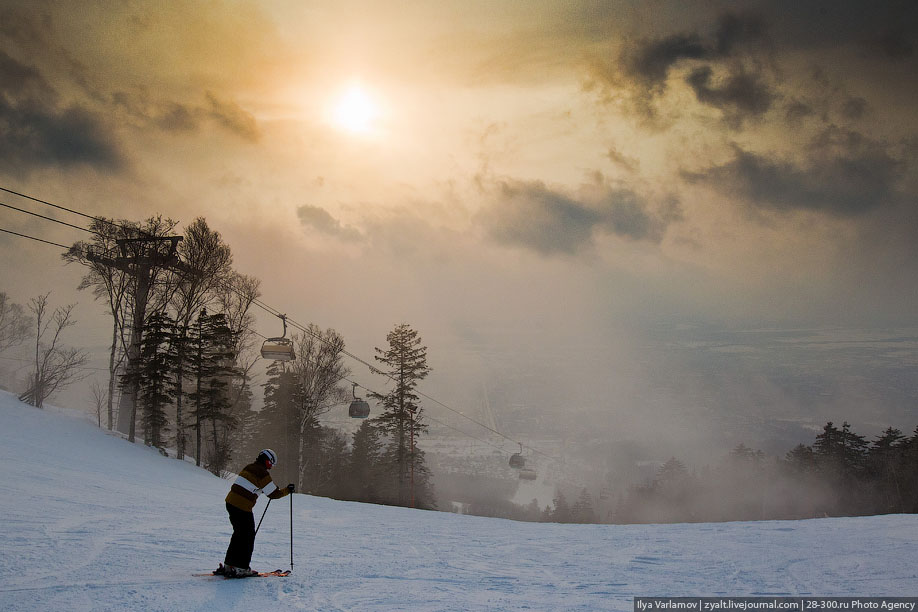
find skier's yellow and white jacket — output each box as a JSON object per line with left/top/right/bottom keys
{"left": 225, "top": 461, "right": 289, "bottom": 512}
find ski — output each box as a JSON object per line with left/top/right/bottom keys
{"left": 252, "top": 570, "right": 291, "bottom": 577}
{"left": 193, "top": 569, "right": 291, "bottom": 578}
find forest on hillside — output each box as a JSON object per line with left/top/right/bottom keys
{"left": 471, "top": 421, "right": 918, "bottom": 525}
{"left": 0, "top": 214, "right": 435, "bottom": 510}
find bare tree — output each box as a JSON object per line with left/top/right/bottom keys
{"left": 289, "top": 325, "right": 350, "bottom": 491}
{"left": 0, "top": 291, "right": 32, "bottom": 354}
{"left": 216, "top": 272, "right": 260, "bottom": 369}
{"left": 90, "top": 378, "right": 107, "bottom": 428}
{"left": 170, "top": 218, "right": 233, "bottom": 460}
{"left": 64, "top": 218, "right": 132, "bottom": 430}
{"left": 19, "top": 293, "right": 89, "bottom": 409}
{"left": 216, "top": 272, "right": 261, "bottom": 450}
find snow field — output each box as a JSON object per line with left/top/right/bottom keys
{"left": 1, "top": 390, "right": 916, "bottom": 611}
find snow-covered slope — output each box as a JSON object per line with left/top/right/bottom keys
{"left": 1, "top": 391, "right": 916, "bottom": 612}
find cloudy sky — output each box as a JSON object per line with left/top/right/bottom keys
{"left": 1, "top": 0, "right": 917, "bottom": 462}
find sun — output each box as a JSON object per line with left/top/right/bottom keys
{"left": 332, "top": 82, "right": 377, "bottom": 134}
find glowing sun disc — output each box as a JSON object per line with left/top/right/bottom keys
{"left": 333, "top": 83, "right": 376, "bottom": 133}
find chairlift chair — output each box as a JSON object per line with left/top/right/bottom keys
{"left": 260, "top": 314, "right": 295, "bottom": 362}
{"left": 509, "top": 443, "right": 526, "bottom": 469}
{"left": 348, "top": 383, "right": 371, "bottom": 419}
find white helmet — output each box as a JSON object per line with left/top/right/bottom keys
{"left": 257, "top": 448, "right": 278, "bottom": 467}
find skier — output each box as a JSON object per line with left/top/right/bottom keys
{"left": 215, "top": 448, "right": 295, "bottom": 578}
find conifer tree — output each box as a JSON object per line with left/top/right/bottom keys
{"left": 310, "top": 428, "right": 350, "bottom": 499}
{"left": 572, "top": 488, "right": 596, "bottom": 523}
{"left": 551, "top": 489, "right": 572, "bottom": 523}
{"left": 370, "top": 323, "right": 432, "bottom": 508}
{"left": 524, "top": 498, "right": 541, "bottom": 522}
{"left": 256, "top": 360, "right": 296, "bottom": 483}
{"left": 784, "top": 444, "right": 815, "bottom": 474}
{"left": 133, "top": 310, "right": 177, "bottom": 448}
{"left": 902, "top": 426, "right": 918, "bottom": 512}
{"left": 187, "top": 309, "right": 239, "bottom": 473}
{"left": 840, "top": 421, "right": 868, "bottom": 474}
{"left": 867, "top": 427, "right": 906, "bottom": 513}
{"left": 348, "top": 420, "right": 383, "bottom": 503}
{"left": 811, "top": 421, "right": 869, "bottom": 514}
{"left": 656, "top": 457, "right": 688, "bottom": 484}
{"left": 781, "top": 443, "right": 822, "bottom": 518}
{"left": 813, "top": 421, "right": 844, "bottom": 480}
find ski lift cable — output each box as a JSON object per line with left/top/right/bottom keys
{"left": 209, "top": 272, "right": 562, "bottom": 461}
{"left": 0, "top": 355, "right": 110, "bottom": 372}
{"left": 251, "top": 307, "right": 514, "bottom": 435}
{"left": 246, "top": 302, "right": 560, "bottom": 462}
{"left": 0, "top": 226, "right": 71, "bottom": 249}
{"left": 415, "top": 389, "right": 559, "bottom": 461}
{"left": 333, "top": 373, "right": 509, "bottom": 454}
{"left": 0, "top": 185, "right": 162, "bottom": 240}
{"left": 1, "top": 187, "right": 559, "bottom": 464}
{"left": 243, "top": 324, "right": 513, "bottom": 456}
{"left": 0, "top": 200, "right": 96, "bottom": 235}
{"left": 0, "top": 186, "right": 102, "bottom": 223}
{"left": 265, "top": 308, "right": 552, "bottom": 457}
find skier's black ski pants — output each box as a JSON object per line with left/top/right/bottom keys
{"left": 224, "top": 502, "right": 256, "bottom": 569}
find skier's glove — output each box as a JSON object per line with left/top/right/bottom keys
{"left": 287, "top": 483, "right": 295, "bottom": 493}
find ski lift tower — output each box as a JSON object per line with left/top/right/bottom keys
{"left": 85, "top": 235, "right": 186, "bottom": 442}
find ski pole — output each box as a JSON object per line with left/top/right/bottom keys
{"left": 289, "top": 488, "right": 294, "bottom": 572}
{"left": 254, "top": 498, "right": 272, "bottom": 537}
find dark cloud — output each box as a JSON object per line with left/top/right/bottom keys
{"left": 713, "top": 11, "right": 766, "bottom": 56}
{"left": 111, "top": 92, "right": 199, "bottom": 133}
{"left": 685, "top": 66, "right": 775, "bottom": 126}
{"left": 618, "top": 12, "right": 764, "bottom": 88}
{"left": 109, "top": 90, "right": 260, "bottom": 141}
{"left": 784, "top": 100, "right": 814, "bottom": 124}
{"left": 1, "top": 4, "right": 260, "bottom": 161}
{"left": 622, "top": 33, "right": 709, "bottom": 89}
{"left": 841, "top": 96, "right": 868, "bottom": 121}
{"left": 602, "top": 188, "right": 669, "bottom": 241}
{"left": 725, "top": 1, "right": 918, "bottom": 53}
{"left": 153, "top": 102, "right": 200, "bottom": 133}
{"left": 869, "top": 29, "right": 915, "bottom": 60}
{"left": 606, "top": 146, "right": 639, "bottom": 172}
{"left": 595, "top": 11, "right": 773, "bottom": 125}
{"left": 0, "top": 48, "right": 54, "bottom": 101}
{"left": 683, "top": 131, "right": 906, "bottom": 217}
{"left": 205, "top": 92, "right": 260, "bottom": 142}
{"left": 482, "top": 181, "right": 598, "bottom": 255}
{"left": 0, "top": 49, "right": 123, "bottom": 173}
{"left": 478, "top": 179, "right": 676, "bottom": 255}
{"left": 296, "top": 205, "right": 361, "bottom": 241}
